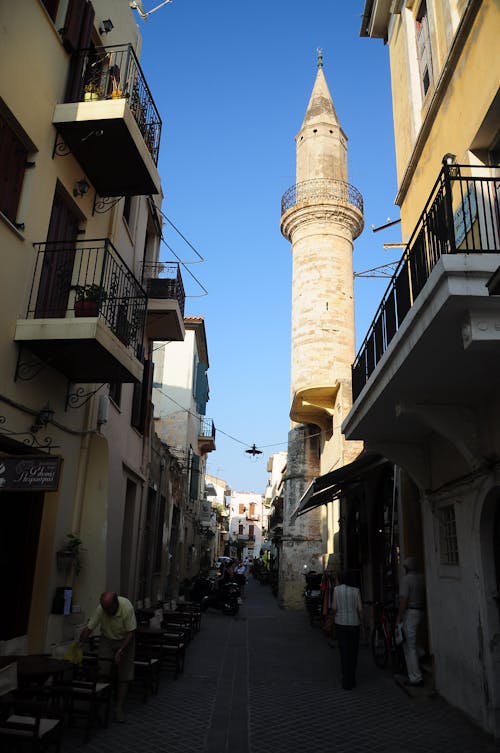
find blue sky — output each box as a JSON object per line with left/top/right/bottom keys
{"left": 137, "top": 0, "right": 401, "bottom": 492}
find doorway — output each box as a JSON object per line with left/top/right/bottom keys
{"left": 35, "top": 183, "right": 81, "bottom": 318}
{"left": 0, "top": 490, "right": 44, "bottom": 640}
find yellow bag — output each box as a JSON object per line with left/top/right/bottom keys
{"left": 64, "top": 642, "right": 83, "bottom": 664}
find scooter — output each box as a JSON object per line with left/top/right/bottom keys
{"left": 200, "top": 579, "right": 240, "bottom": 616}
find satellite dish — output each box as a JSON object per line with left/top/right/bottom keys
{"left": 130, "top": 0, "right": 173, "bottom": 22}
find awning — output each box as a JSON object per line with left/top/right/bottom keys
{"left": 291, "top": 452, "right": 387, "bottom": 520}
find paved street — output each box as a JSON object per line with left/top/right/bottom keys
{"left": 62, "top": 578, "right": 498, "bottom": 753}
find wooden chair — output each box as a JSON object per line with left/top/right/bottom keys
{"left": 51, "top": 656, "right": 112, "bottom": 743}
{"left": 136, "top": 630, "right": 185, "bottom": 681}
{"left": 0, "top": 697, "right": 63, "bottom": 752}
{"left": 132, "top": 641, "right": 162, "bottom": 702}
{"left": 176, "top": 603, "right": 202, "bottom": 633}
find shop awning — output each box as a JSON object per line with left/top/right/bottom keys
{"left": 291, "top": 452, "right": 387, "bottom": 520}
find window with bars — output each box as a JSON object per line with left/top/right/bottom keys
{"left": 439, "top": 504, "right": 459, "bottom": 565}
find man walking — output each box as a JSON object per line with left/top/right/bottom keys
{"left": 397, "top": 557, "right": 426, "bottom": 687}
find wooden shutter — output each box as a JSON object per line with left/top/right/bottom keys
{"left": 35, "top": 185, "right": 80, "bottom": 317}
{"left": 64, "top": 1, "right": 96, "bottom": 101}
{"left": 131, "top": 359, "right": 154, "bottom": 433}
{"left": 0, "top": 114, "right": 27, "bottom": 223}
{"left": 62, "top": 0, "right": 87, "bottom": 53}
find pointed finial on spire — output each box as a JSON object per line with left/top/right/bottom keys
{"left": 317, "top": 48, "right": 323, "bottom": 69}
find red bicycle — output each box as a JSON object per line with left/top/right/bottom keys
{"left": 370, "top": 601, "right": 405, "bottom": 671}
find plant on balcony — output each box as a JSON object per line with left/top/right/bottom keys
{"left": 73, "top": 284, "right": 107, "bottom": 317}
{"left": 84, "top": 83, "right": 104, "bottom": 101}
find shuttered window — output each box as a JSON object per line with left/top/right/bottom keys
{"left": 0, "top": 113, "right": 28, "bottom": 225}
{"left": 131, "top": 359, "right": 154, "bottom": 434}
{"left": 416, "top": 1, "right": 433, "bottom": 97}
{"left": 40, "top": 0, "right": 60, "bottom": 22}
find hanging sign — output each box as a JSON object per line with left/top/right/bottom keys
{"left": 0, "top": 455, "right": 61, "bottom": 492}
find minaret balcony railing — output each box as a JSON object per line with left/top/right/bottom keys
{"left": 351, "top": 163, "right": 500, "bottom": 402}
{"left": 281, "top": 178, "right": 364, "bottom": 215}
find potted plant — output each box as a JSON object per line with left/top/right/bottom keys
{"left": 56, "top": 533, "right": 83, "bottom": 575}
{"left": 73, "top": 284, "right": 107, "bottom": 317}
{"left": 84, "top": 83, "right": 104, "bottom": 101}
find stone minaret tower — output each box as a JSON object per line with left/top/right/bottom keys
{"left": 279, "top": 52, "right": 364, "bottom": 608}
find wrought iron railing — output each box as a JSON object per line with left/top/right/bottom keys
{"left": 199, "top": 417, "right": 216, "bottom": 441}
{"left": 281, "top": 178, "right": 364, "bottom": 215}
{"left": 28, "top": 239, "right": 147, "bottom": 357}
{"left": 143, "top": 262, "right": 185, "bottom": 316}
{"left": 352, "top": 163, "right": 500, "bottom": 401}
{"left": 68, "top": 44, "right": 162, "bottom": 164}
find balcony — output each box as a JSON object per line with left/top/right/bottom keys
{"left": 143, "top": 263, "right": 185, "bottom": 341}
{"left": 53, "top": 44, "right": 161, "bottom": 197}
{"left": 14, "top": 239, "right": 147, "bottom": 383}
{"left": 281, "top": 178, "right": 364, "bottom": 241}
{"left": 198, "top": 417, "right": 216, "bottom": 454}
{"left": 344, "top": 163, "right": 500, "bottom": 457}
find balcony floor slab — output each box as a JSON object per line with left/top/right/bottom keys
{"left": 14, "top": 317, "right": 143, "bottom": 383}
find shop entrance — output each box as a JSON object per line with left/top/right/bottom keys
{"left": 0, "top": 490, "right": 44, "bottom": 640}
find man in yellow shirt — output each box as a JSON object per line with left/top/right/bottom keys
{"left": 80, "top": 592, "right": 136, "bottom": 722}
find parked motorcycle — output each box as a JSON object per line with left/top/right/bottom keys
{"left": 200, "top": 579, "right": 241, "bottom": 616}
{"left": 304, "top": 571, "right": 323, "bottom": 626}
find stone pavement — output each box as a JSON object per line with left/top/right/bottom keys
{"left": 62, "top": 578, "right": 499, "bottom": 753}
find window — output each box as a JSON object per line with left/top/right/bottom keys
{"left": 416, "top": 1, "right": 433, "bottom": 98}
{"left": 109, "top": 382, "right": 122, "bottom": 408}
{"left": 238, "top": 524, "right": 243, "bottom": 535}
{"left": 239, "top": 503, "right": 246, "bottom": 515}
{"left": 0, "top": 110, "right": 29, "bottom": 226}
{"left": 439, "top": 504, "right": 459, "bottom": 565}
{"left": 123, "top": 196, "right": 133, "bottom": 226}
{"left": 40, "top": 0, "right": 59, "bottom": 21}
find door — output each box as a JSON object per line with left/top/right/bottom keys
{"left": 35, "top": 184, "right": 80, "bottom": 318}
{"left": 0, "top": 490, "right": 44, "bottom": 641}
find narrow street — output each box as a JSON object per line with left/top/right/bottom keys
{"left": 62, "top": 577, "right": 498, "bottom": 753}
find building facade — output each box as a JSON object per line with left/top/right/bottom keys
{"left": 0, "top": 0, "right": 185, "bottom": 655}
{"left": 346, "top": 0, "right": 500, "bottom": 736}
{"left": 152, "top": 316, "right": 216, "bottom": 593}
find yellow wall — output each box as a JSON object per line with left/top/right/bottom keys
{"left": 388, "top": 1, "right": 499, "bottom": 236}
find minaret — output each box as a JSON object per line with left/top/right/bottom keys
{"left": 279, "top": 52, "right": 364, "bottom": 608}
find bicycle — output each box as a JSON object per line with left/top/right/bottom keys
{"left": 369, "top": 601, "right": 405, "bottom": 672}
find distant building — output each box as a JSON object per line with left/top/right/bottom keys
{"left": 153, "top": 316, "right": 216, "bottom": 591}
{"left": 228, "top": 491, "right": 264, "bottom": 561}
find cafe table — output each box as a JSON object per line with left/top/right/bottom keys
{"left": 0, "top": 655, "right": 71, "bottom": 688}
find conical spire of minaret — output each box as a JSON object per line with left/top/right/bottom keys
{"left": 300, "top": 50, "right": 339, "bottom": 130}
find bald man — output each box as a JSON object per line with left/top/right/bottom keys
{"left": 80, "top": 592, "right": 136, "bottom": 722}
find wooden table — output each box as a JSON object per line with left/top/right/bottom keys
{"left": 0, "top": 655, "right": 70, "bottom": 687}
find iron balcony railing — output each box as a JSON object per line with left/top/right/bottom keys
{"left": 281, "top": 177, "right": 364, "bottom": 215}
{"left": 352, "top": 163, "right": 500, "bottom": 401}
{"left": 199, "top": 417, "right": 216, "bottom": 441}
{"left": 143, "top": 262, "right": 186, "bottom": 316}
{"left": 28, "top": 239, "right": 147, "bottom": 357}
{"left": 68, "top": 44, "right": 161, "bottom": 164}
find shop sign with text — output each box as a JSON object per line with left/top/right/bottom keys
{"left": 0, "top": 455, "right": 61, "bottom": 492}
